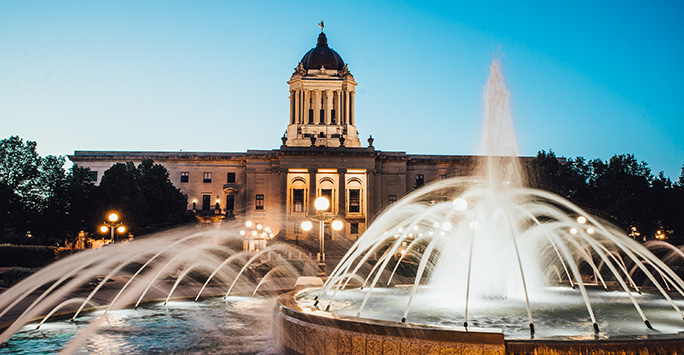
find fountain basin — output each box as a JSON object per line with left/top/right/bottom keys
{"left": 277, "top": 290, "right": 505, "bottom": 355}
{"left": 276, "top": 290, "right": 684, "bottom": 355}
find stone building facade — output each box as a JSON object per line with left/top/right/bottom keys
{"left": 69, "top": 31, "right": 477, "bottom": 241}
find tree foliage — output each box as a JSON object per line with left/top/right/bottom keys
{"left": 528, "top": 151, "right": 684, "bottom": 245}
{"left": 1, "top": 136, "right": 192, "bottom": 245}
{"left": 96, "top": 159, "right": 192, "bottom": 234}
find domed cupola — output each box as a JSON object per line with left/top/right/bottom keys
{"left": 285, "top": 27, "right": 360, "bottom": 148}
{"left": 300, "top": 32, "right": 345, "bottom": 70}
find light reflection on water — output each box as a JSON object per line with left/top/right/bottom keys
{"left": 0, "top": 297, "right": 280, "bottom": 354}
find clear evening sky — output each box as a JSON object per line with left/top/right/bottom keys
{"left": 1, "top": 1, "right": 682, "bottom": 179}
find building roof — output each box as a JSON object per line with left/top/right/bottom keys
{"left": 299, "top": 32, "right": 345, "bottom": 70}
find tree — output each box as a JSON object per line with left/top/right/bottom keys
{"left": 95, "top": 159, "right": 192, "bottom": 236}
{"left": 587, "top": 154, "right": 654, "bottom": 236}
{"left": 136, "top": 159, "right": 190, "bottom": 228}
{"left": 61, "top": 165, "right": 97, "bottom": 235}
{"left": 527, "top": 150, "right": 590, "bottom": 206}
{"left": 0, "top": 136, "right": 49, "bottom": 241}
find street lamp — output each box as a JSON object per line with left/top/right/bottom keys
{"left": 301, "top": 196, "right": 344, "bottom": 276}
{"left": 101, "top": 212, "right": 125, "bottom": 242}
{"left": 240, "top": 220, "right": 274, "bottom": 251}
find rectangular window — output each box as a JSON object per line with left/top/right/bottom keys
{"left": 294, "top": 223, "right": 302, "bottom": 234}
{"left": 350, "top": 223, "right": 359, "bottom": 235}
{"left": 180, "top": 172, "right": 189, "bottom": 183}
{"left": 183, "top": 194, "right": 188, "bottom": 208}
{"left": 389, "top": 195, "right": 397, "bottom": 204}
{"left": 203, "top": 172, "right": 212, "bottom": 183}
{"left": 227, "top": 172, "right": 236, "bottom": 183}
{"left": 90, "top": 171, "right": 98, "bottom": 182}
{"left": 293, "top": 189, "right": 304, "bottom": 212}
{"left": 349, "top": 189, "right": 360, "bottom": 213}
{"left": 308, "top": 109, "right": 314, "bottom": 123}
{"left": 319, "top": 109, "right": 325, "bottom": 124}
{"left": 331, "top": 110, "right": 336, "bottom": 124}
{"left": 255, "top": 194, "right": 264, "bottom": 210}
{"left": 321, "top": 189, "right": 332, "bottom": 212}
{"left": 415, "top": 174, "right": 425, "bottom": 187}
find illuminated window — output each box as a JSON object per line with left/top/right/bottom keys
{"left": 180, "top": 172, "right": 189, "bottom": 183}
{"left": 203, "top": 172, "right": 212, "bottom": 183}
{"left": 293, "top": 189, "right": 304, "bottom": 212}
{"left": 321, "top": 189, "right": 332, "bottom": 212}
{"left": 349, "top": 189, "right": 360, "bottom": 213}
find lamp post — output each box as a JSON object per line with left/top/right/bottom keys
{"left": 100, "top": 212, "right": 125, "bottom": 242}
{"left": 239, "top": 220, "right": 274, "bottom": 252}
{"left": 301, "top": 196, "right": 344, "bottom": 276}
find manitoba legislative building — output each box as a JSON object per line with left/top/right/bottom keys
{"left": 70, "top": 31, "right": 475, "bottom": 241}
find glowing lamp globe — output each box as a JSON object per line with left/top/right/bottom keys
{"left": 100, "top": 226, "right": 108, "bottom": 233}
{"left": 331, "top": 220, "right": 344, "bottom": 231}
{"left": 117, "top": 226, "right": 126, "bottom": 233}
{"left": 108, "top": 213, "right": 119, "bottom": 222}
{"left": 314, "top": 197, "right": 330, "bottom": 211}
{"left": 301, "top": 221, "right": 313, "bottom": 231}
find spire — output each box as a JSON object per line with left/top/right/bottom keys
{"left": 317, "top": 20, "right": 327, "bottom": 47}
{"left": 317, "top": 32, "right": 328, "bottom": 47}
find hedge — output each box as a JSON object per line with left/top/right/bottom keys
{"left": 0, "top": 244, "right": 60, "bottom": 267}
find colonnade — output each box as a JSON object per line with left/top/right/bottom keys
{"left": 290, "top": 89, "right": 354, "bottom": 126}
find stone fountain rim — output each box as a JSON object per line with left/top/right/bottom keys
{"left": 279, "top": 288, "right": 684, "bottom": 346}
{"left": 278, "top": 289, "right": 505, "bottom": 345}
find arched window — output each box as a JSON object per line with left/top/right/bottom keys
{"left": 318, "top": 177, "right": 336, "bottom": 213}
{"left": 347, "top": 178, "right": 363, "bottom": 214}
{"left": 290, "top": 178, "right": 307, "bottom": 213}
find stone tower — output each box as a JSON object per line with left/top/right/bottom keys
{"left": 284, "top": 31, "right": 360, "bottom": 147}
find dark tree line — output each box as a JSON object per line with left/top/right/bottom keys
{"left": 0, "top": 136, "right": 193, "bottom": 245}
{"left": 528, "top": 150, "right": 684, "bottom": 245}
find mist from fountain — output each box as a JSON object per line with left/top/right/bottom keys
{"left": 315, "top": 59, "right": 684, "bottom": 337}
{"left": 0, "top": 223, "right": 316, "bottom": 352}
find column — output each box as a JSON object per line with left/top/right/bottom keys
{"left": 279, "top": 169, "right": 288, "bottom": 239}
{"left": 308, "top": 168, "right": 317, "bottom": 217}
{"left": 350, "top": 91, "right": 355, "bottom": 125}
{"left": 311, "top": 90, "right": 318, "bottom": 124}
{"left": 325, "top": 90, "right": 332, "bottom": 125}
{"left": 290, "top": 90, "right": 295, "bottom": 124}
{"left": 338, "top": 168, "right": 346, "bottom": 217}
{"left": 344, "top": 91, "right": 350, "bottom": 126}
{"left": 303, "top": 90, "right": 310, "bottom": 124}
{"left": 335, "top": 91, "right": 342, "bottom": 125}
{"left": 294, "top": 90, "right": 300, "bottom": 125}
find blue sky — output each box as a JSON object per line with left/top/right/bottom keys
{"left": 1, "top": 1, "right": 682, "bottom": 179}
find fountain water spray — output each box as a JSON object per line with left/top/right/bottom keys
{"left": 315, "top": 58, "right": 684, "bottom": 336}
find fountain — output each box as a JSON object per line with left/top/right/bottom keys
{"left": 0, "top": 225, "right": 315, "bottom": 354}
{"left": 275, "top": 60, "right": 684, "bottom": 354}
{"left": 1, "top": 59, "right": 683, "bottom": 354}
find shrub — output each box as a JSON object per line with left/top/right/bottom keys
{"left": 0, "top": 244, "right": 59, "bottom": 267}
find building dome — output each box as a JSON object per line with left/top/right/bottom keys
{"left": 300, "top": 32, "right": 345, "bottom": 70}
